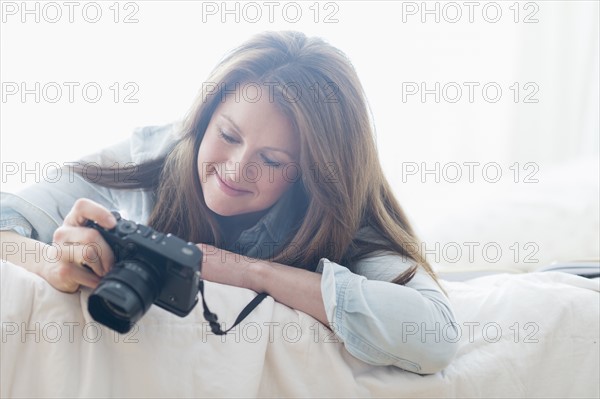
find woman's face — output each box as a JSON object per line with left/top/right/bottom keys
{"left": 198, "top": 85, "right": 300, "bottom": 217}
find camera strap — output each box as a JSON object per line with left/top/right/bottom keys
{"left": 198, "top": 280, "right": 268, "bottom": 335}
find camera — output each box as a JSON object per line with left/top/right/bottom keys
{"left": 85, "top": 211, "right": 203, "bottom": 333}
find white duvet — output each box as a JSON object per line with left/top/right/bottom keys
{"left": 1, "top": 260, "right": 598, "bottom": 398}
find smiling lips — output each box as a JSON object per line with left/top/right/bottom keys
{"left": 215, "top": 172, "right": 251, "bottom": 197}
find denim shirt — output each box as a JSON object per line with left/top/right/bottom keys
{"left": 0, "top": 123, "right": 458, "bottom": 374}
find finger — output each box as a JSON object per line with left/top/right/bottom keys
{"left": 77, "top": 226, "right": 115, "bottom": 276}
{"left": 63, "top": 198, "right": 117, "bottom": 229}
{"left": 67, "top": 263, "right": 102, "bottom": 289}
{"left": 55, "top": 225, "right": 112, "bottom": 276}
{"left": 80, "top": 231, "right": 115, "bottom": 276}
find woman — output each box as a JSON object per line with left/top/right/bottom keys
{"left": 0, "top": 31, "right": 458, "bottom": 374}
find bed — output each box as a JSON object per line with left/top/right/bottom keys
{"left": 2, "top": 153, "right": 599, "bottom": 397}
{"left": 1, "top": 259, "right": 598, "bottom": 398}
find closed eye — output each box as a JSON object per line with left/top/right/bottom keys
{"left": 219, "top": 130, "right": 239, "bottom": 144}
{"left": 261, "top": 154, "right": 282, "bottom": 168}
{"left": 219, "top": 128, "right": 283, "bottom": 168}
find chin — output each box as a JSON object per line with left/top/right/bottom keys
{"left": 206, "top": 202, "right": 237, "bottom": 216}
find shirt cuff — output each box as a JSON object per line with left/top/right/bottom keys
{"left": 0, "top": 207, "right": 34, "bottom": 238}
{"left": 317, "top": 258, "right": 355, "bottom": 329}
{"left": 316, "top": 258, "right": 454, "bottom": 374}
{"left": 318, "top": 259, "right": 421, "bottom": 371}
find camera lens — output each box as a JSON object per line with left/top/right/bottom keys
{"left": 103, "top": 299, "right": 131, "bottom": 319}
{"left": 88, "top": 260, "right": 163, "bottom": 334}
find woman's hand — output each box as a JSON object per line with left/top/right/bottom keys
{"left": 41, "top": 198, "right": 117, "bottom": 293}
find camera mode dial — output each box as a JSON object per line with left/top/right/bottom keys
{"left": 116, "top": 220, "right": 137, "bottom": 236}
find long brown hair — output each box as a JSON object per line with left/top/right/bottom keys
{"left": 72, "top": 31, "right": 438, "bottom": 286}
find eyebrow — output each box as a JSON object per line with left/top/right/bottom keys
{"left": 219, "top": 113, "right": 295, "bottom": 159}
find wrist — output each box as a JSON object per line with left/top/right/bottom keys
{"left": 244, "top": 259, "right": 272, "bottom": 294}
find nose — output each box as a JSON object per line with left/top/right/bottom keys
{"left": 221, "top": 159, "right": 242, "bottom": 184}
{"left": 224, "top": 150, "right": 259, "bottom": 184}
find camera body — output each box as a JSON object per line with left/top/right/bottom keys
{"left": 86, "top": 211, "right": 203, "bottom": 333}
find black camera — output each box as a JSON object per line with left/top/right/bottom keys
{"left": 85, "top": 211, "right": 203, "bottom": 333}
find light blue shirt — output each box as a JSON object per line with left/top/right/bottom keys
{"left": 0, "top": 123, "right": 458, "bottom": 374}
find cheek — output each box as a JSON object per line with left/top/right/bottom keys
{"left": 197, "top": 135, "right": 223, "bottom": 174}
{"left": 257, "top": 170, "right": 292, "bottom": 199}
{"left": 198, "top": 135, "right": 214, "bottom": 162}
{"left": 197, "top": 142, "right": 208, "bottom": 177}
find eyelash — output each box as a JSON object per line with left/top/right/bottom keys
{"left": 262, "top": 157, "right": 282, "bottom": 168}
{"left": 218, "top": 130, "right": 282, "bottom": 168}
{"left": 219, "top": 130, "right": 238, "bottom": 144}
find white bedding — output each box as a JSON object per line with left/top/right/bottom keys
{"left": 1, "top": 260, "right": 599, "bottom": 398}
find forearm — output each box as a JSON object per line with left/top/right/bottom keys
{"left": 199, "top": 245, "right": 328, "bottom": 325}
{"left": 0, "top": 231, "right": 48, "bottom": 276}
{"left": 254, "top": 260, "right": 328, "bottom": 326}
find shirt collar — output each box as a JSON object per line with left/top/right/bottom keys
{"left": 233, "top": 182, "right": 308, "bottom": 250}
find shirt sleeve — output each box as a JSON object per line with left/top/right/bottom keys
{"left": 0, "top": 207, "right": 35, "bottom": 238}
{"left": 315, "top": 253, "right": 459, "bottom": 374}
